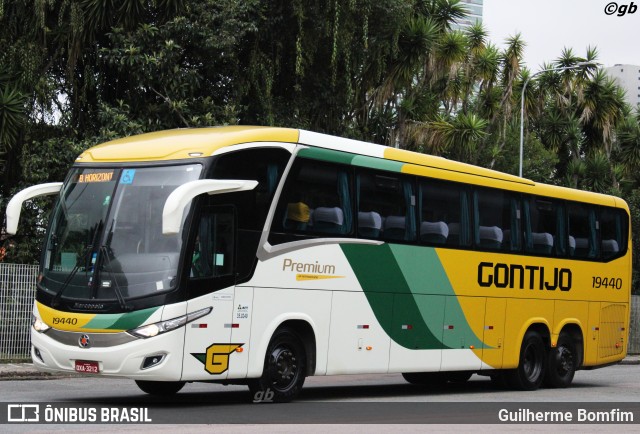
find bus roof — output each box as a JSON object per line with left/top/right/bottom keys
{"left": 76, "top": 126, "right": 624, "bottom": 209}
{"left": 77, "top": 126, "right": 300, "bottom": 163}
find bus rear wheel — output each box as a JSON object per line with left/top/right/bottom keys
{"left": 544, "top": 333, "right": 577, "bottom": 388}
{"left": 506, "top": 330, "right": 546, "bottom": 391}
{"left": 135, "top": 380, "right": 185, "bottom": 396}
{"left": 248, "top": 328, "right": 306, "bottom": 403}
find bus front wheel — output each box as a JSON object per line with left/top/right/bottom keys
{"left": 506, "top": 330, "right": 546, "bottom": 391}
{"left": 135, "top": 380, "right": 185, "bottom": 396}
{"left": 248, "top": 328, "right": 306, "bottom": 403}
{"left": 544, "top": 333, "right": 577, "bottom": 388}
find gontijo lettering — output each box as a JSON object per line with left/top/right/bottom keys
{"left": 478, "top": 262, "right": 572, "bottom": 291}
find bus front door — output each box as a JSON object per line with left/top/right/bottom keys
{"left": 182, "top": 205, "right": 238, "bottom": 381}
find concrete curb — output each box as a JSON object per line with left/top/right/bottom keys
{"left": 0, "top": 363, "right": 78, "bottom": 381}
{"left": 619, "top": 355, "right": 640, "bottom": 365}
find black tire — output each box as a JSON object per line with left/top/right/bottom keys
{"left": 248, "top": 328, "right": 306, "bottom": 403}
{"left": 402, "top": 372, "right": 447, "bottom": 386}
{"left": 544, "top": 333, "right": 577, "bottom": 388}
{"left": 135, "top": 380, "right": 185, "bottom": 396}
{"left": 506, "top": 330, "right": 546, "bottom": 391}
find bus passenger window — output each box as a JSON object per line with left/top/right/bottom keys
{"left": 273, "top": 159, "right": 353, "bottom": 237}
{"left": 524, "top": 198, "right": 565, "bottom": 256}
{"left": 567, "top": 203, "right": 597, "bottom": 258}
{"left": 357, "top": 170, "right": 415, "bottom": 242}
{"left": 473, "top": 189, "right": 521, "bottom": 252}
{"left": 419, "top": 180, "right": 470, "bottom": 247}
{"left": 600, "top": 208, "right": 627, "bottom": 260}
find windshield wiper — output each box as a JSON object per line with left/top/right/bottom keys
{"left": 50, "top": 218, "right": 104, "bottom": 308}
{"left": 99, "top": 245, "right": 131, "bottom": 311}
{"left": 50, "top": 245, "right": 93, "bottom": 308}
{"left": 95, "top": 219, "right": 130, "bottom": 310}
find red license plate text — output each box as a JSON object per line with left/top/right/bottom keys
{"left": 74, "top": 360, "right": 100, "bottom": 374}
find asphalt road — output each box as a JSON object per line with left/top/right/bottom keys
{"left": 2, "top": 365, "right": 640, "bottom": 430}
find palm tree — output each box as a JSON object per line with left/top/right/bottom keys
{"left": 485, "top": 33, "right": 524, "bottom": 169}
{"left": 0, "top": 85, "right": 27, "bottom": 153}
{"left": 579, "top": 69, "right": 627, "bottom": 158}
{"left": 416, "top": 0, "right": 468, "bottom": 31}
{"left": 407, "top": 112, "right": 487, "bottom": 163}
{"left": 437, "top": 30, "right": 468, "bottom": 114}
{"left": 616, "top": 110, "right": 640, "bottom": 187}
{"left": 459, "top": 22, "right": 489, "bottom": 114}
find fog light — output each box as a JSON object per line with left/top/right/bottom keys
{"left": 141, "top": 354, "right": 166, "bottom": 370}
{"left": 33, "top": 346, "right": 44, "bottom": 363}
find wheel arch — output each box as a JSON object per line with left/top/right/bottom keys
{"left": 505, "top": 319, "right": 551, "bottom": 368}
{"left": 556, "top": 322, "right": 585, "bottom": 368}
{"left": 526, "top": 322, "right": 552, "bottom": 348}
{"left": 248, "top": 313, "right": 317, "bottom": 378}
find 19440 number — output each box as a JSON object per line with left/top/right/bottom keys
{"left": 52, "top": 317, "right": 78, "bottom": 325}
{"left": 592, "top": 276, "right": 622, "bottom": 290}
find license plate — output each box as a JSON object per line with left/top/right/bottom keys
{"left": 74, "top": 360, "right": 100, "bottom": 374}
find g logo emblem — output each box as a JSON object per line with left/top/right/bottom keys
{"left": 205, "top": 344, "right": 242, "bottom": 374}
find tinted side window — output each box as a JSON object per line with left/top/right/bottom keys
{"left": 600, "top": 207, "right": 628, "bottom": 260}
{"left": 567, "top": 203, "right": 597, "bottom": 258}
{"left": 187, "top": 205, "right": 236, "bottom": 298}
{"left": 474, "top": 189, "right": 521, "bottom": 252}
{"left": 272, "top": 158, "right": 353, "bottom": 237}
{"left": 419, "top": 180, "right": 471, "bottom": 247}
{"left": 524, "top": 197, "right": 565, "bottom": 256}
{"left": 357, "top": 170, "right": 416, "bottom": 242}
{"left": 209, "top": 148, "right": 291, "bottom": 231}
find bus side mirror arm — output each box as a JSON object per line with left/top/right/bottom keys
{"left": 5, "top": 182, "right": 63, "bottom": 235}
{"left": 162, "top": 179, "right": 258, "bottom": 235}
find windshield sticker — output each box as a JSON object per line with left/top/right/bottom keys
{"left": 78, "top": 171, "right": 114, "bottom": 183}
{"left": 120, "top": 169, "right": 136, "bottom": 184}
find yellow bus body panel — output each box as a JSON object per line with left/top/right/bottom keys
{"left": 78, "top": 126, "right": 299, "bottom": 163}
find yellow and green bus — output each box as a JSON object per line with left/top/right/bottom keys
{"left": 6, "top": 126, "right": 631, "bottom": 401}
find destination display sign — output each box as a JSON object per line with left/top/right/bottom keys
{"left": 77, "top": 172, "right": 115, "bottom": 183}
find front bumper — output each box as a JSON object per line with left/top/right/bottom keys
{"left": 30, "top": 326, "right": 185, "bottom": 381}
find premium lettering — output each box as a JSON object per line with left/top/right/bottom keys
{"left": 478, "top": 262, "right": 572, "bottom": 291}
{"left": 282, "top": 258, "right": 336, "bottom": 275}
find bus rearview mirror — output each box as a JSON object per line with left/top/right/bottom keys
{"left": 5, "top": 182, "right": 63, "bottom": 235}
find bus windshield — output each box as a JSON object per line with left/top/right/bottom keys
{"left": 41, "top": 164, "right": 202, "bottom": 301}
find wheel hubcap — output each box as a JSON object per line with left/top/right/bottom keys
{"left": 556, "top": 346, "right": 574, "bottom": 376}
{"left": 268, "top": 346, "right": 298, "bottom": 391}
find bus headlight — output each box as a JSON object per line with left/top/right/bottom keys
{"left": 32, "top": 316, "right": 51, "bottom": 333}
{"left": 128, "top": 307, "right": 212, "bottom": 339}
